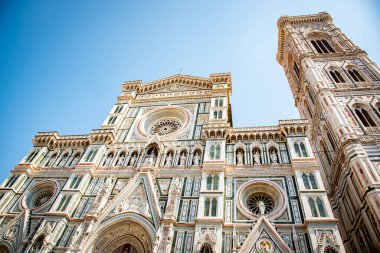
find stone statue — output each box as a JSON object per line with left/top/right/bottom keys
{"left": 254, "top": 151, "right": 261, "bottom": 164}
{"left": 237, "top": 151, "right": 244, "bottom": 165}
{"left": 103, "top": 154, "right": 113, "bottom": 167}
{"left": 270, "top": 151, "right": 278, "bottom": 163}
{"left": 179, "top": 152, "right": 186, "bottom": 166}
{"left": 129, "top": 154, "right": 137, "bottom": 166}
{"left": 115, "top": 153, "right": 125, "bottom": 166}
{"left": 165, "top": 153, "right": 173, "bottom": 166}
{"left": 193, "top": 152, "right": 200, "bottom": 165}
{"left": 258, "top": 201, "right": 266, "bottom": 215}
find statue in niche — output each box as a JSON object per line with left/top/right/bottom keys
{"left": 270, "top": 150, "right": 278, "bottom": 164}
{"left": 115, "top": 153, "right": 126, "bottom": 166}
{"left": 258, "top": 201, "right": 266, "bottom": 215}
{"left": 165, "top": 153, "right": 173, "bottom": 166}
{"left": 145, "top": 152, "right": 156, "bottom": 165}
{"left": 103, "top": 153, "right": 113, "bottom": 167}
{"left": 253, "top": 151, "right": 261, "bottom": 164}
{"left": 179, "top": 152, "right": 186, "bottom": 166}
{"left": 236, "top": 151, "right": 244, "bottom": 165}
{"left": 129, "top": 154, "right": 137, "bottom": 166}
{"left": 193, "top": 152, "right": 200, "bottom": 165}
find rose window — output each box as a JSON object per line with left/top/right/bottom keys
{"left": 246, "top": 193, "right": 275, "bottom": 215}
{"left": 33, "top": 190, "right": 54, "bottom": 208}
{"left": 149, "top": 119, "right": 182, "bottom": 136}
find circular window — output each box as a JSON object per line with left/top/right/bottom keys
{"left": 21, "top": 180, "right": 58, "bottom": 211}
{"left": 135, "top": 106, "right": 192, "bottom": 139}
{"left": 247, "top": 193, "right": 275, "bottom": 215}
{"left": 33, "top": 190, "right": 54, "bottom": 208}
{"left": 149, "top": 119, "right": 182, "bottom": 136}
{"left": 236, "top": 180, "right": 287, "bottom": 220}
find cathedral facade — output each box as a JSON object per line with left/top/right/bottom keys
{"left": 1, "top": 12, "right": 377, "bottom": 253}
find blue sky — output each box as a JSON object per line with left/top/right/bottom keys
{"left": 0, "top": 0, "right": 379, "bottom": 181}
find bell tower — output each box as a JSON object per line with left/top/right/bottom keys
{"left": 277, "top": 12, "right": 380, "bottom": 252}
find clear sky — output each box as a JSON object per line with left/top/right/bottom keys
{"left": 0, "top": 0, "right": 379, "bottom": 181}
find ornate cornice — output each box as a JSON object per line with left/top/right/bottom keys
{"left": 32, "top": 132, "right": 90, "bottom": 149}
{"left": 121, "top": 73, "right": 232, "bottom": 96}
{"left": 276, "top": 12, "right": 332, "bottom": 64}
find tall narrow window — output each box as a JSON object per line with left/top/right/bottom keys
{"left": 26, "top": 150, "right": 39, "bottom": 163}
{"left": 348, "top": 69, "right": 365, "bottom": 82}
{"left": 361, "top": 109, "right": 376, "bottom": 126}
{"left": 56, "top": 195, "right": 67, "bottom": 211}
{"left": 309, "top": 173, "right": 318, "bottom": 189}
{"left": 107, "top": 117, "right": 114, "bottom": 125}
{"left": 214, "top": 99, "right": 219, "bottom": 107}
{"left": 302, "top": 173, "right": 311, "bottom": 189}
{"left": 300, "top": 142, "right": 308, "bottom": 157}
{"left": 5, "top": 175, "right": 19, "bottom": 187}
{"left": 316, "top": 40, "right": 329, "bottom": 53}
{"left": 213, "top": 111, "right": 217, "bottom": 119}
{"left": 215, "top": 145, "right": 220, "bottom": 160}
{"left": 218, "top": 110, "right": 222, "bottom": 119}
{"left": 206, "top": 175, "right": 212, "bottom": 190}
{"left": 322, "top": 39, "right": 335, "bottom": 53}
{"left": 293, "top": 61, "right": 300, "bottom": 78}
{"left": 355, "top": 108, "right": 376, "bottom": 127}
{"left": 308, "top": 198, "right": 318, "bottom": 217}
{"left": 219, "top": 99, "right": 223, "bottom": 106}
{"left": 311, "top": 40, "right": 322, "bottom": 54}
{"left": 353, "top": 69, "right": 365, "bottom": 82}
{"left": 204, "top": 198, "right": 210, "bottom": 216}
{"left": 316, "top": 198, "right": 327, "bottom": 217}
{"left": 89, "top": 149, "right": 98, "bottom": 162}
{"left": 210, "top": 146, "right": 215, "bottom": 160}
{"left": 335, "top": 71, "right": 345, "bottom": 83}
{"left": 211, "top": 198, "right": 217, "bottom": 216}
{"left": 213, "top": 175, "right": 219, "bottom": 190}
{"left": 294, "top": 143, "right": 301, "bottom": 157}
{"left": 321, "top": 141, "right": 332, "bottom": 166}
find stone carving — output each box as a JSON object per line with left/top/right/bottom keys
{"left": 114, "top": 184, "right": 151, "bottom": 219}
{"left": 115, "top": 152, "right": 126, "bottom": 166}
{"left": 237, "top": 151, "right": 244, "bottom": 165}
{"left": 254, "top": 151, "right": 261, "bottom": 164}
{"left": 179, "top": 152, "right": 187, "bottom": 166}
{"left": 129, "top": 154, "right": 137, "bottom": 166}
{"left": 193, "top": 152, "right": 200, "bottom": 165}
{"left": 270, "top": 151, "right": 278, "bottom": 164}
{"left": 165, "top": 153, "right": 173, "bottom": 166}
{"left": 88, "top": 177, "right": 114, "bottom": 216}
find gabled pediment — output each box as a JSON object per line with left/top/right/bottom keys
{"left": 122, "top": 73, "right": 232, "bottom": 95}
{"left": 95, "top": 172, "right": 161, "bottom": 229}
{"left": 239, "top": 217, "right": 292, "bottom": 253}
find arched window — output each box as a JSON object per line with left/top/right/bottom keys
{"left": 311, "top": 39, "right": 335, "bottom": 54}
{"left": 214, "top": 99, "right": 219, "bottom": 107}
{"left": 218, "top": 110, "right": 223, "bottom": 119}
{"left": 348, "top": 68, "right": 365, "bottom": 82}
{"left": 294, "top": 143, "right": 301, "bottom": 157}
{"left": 330, "top": 70, "right": 345, "bottom": 83}
{"left": 26, "top": 150, "right": 39, "bottom": 163}
{"left": 219, "top": 99, "right": 224, "bottom": 107}
{"left": 213, "top": 175, "right": 219, "bottom": 190}
{"left": 85, "top": 149, "right": 94, "bottom": 162}
{"left": 206, "top": 175, "right": 212, "bottom": 190}
{"left": 309, "top": 173, "right": 318, "bottom": 189}
{"left": 293, "top": 61, "right": 300, "bottom": 78}
{"left": 204, "top": 198, "right": 210, "bottom": 216}
{"left": 200, "top": 244, "right": 212, "bottom": 253}
{"left": 308, "top": 198, "right": 318, "bottom": 217}
{"left": 31, "top": 235, "right": 45, "bottom": 253}
{"left": 316, "top": 198, "right": 327, "bottom": 217}
{"left": 0, "top": 244, "right": 10, "bottom": 253}
{"left": 300, "top": 142, "right": 308, "bottom": 157}
{"left": 355, "top": 108, "right": 376, "bottom": 127}
{"left": 215, "top": 145, "right": 220, "bottom": 160}
{"left": 69, "top": 152, "right": 81, "bottom": 166}
{"left": 211, "top": 198, "right": 217, "bottom": 216}
{"left": 302, "top": 173, "right": 311, "bottom": 189}
{"left": 210, "top": 146, "right": 215, "bottom": 160}
{"left": 302, "top": 173, "right": 318, "bottom": 189}
{"left": 213, "top": 111, "right": 217, "bottom": 119}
